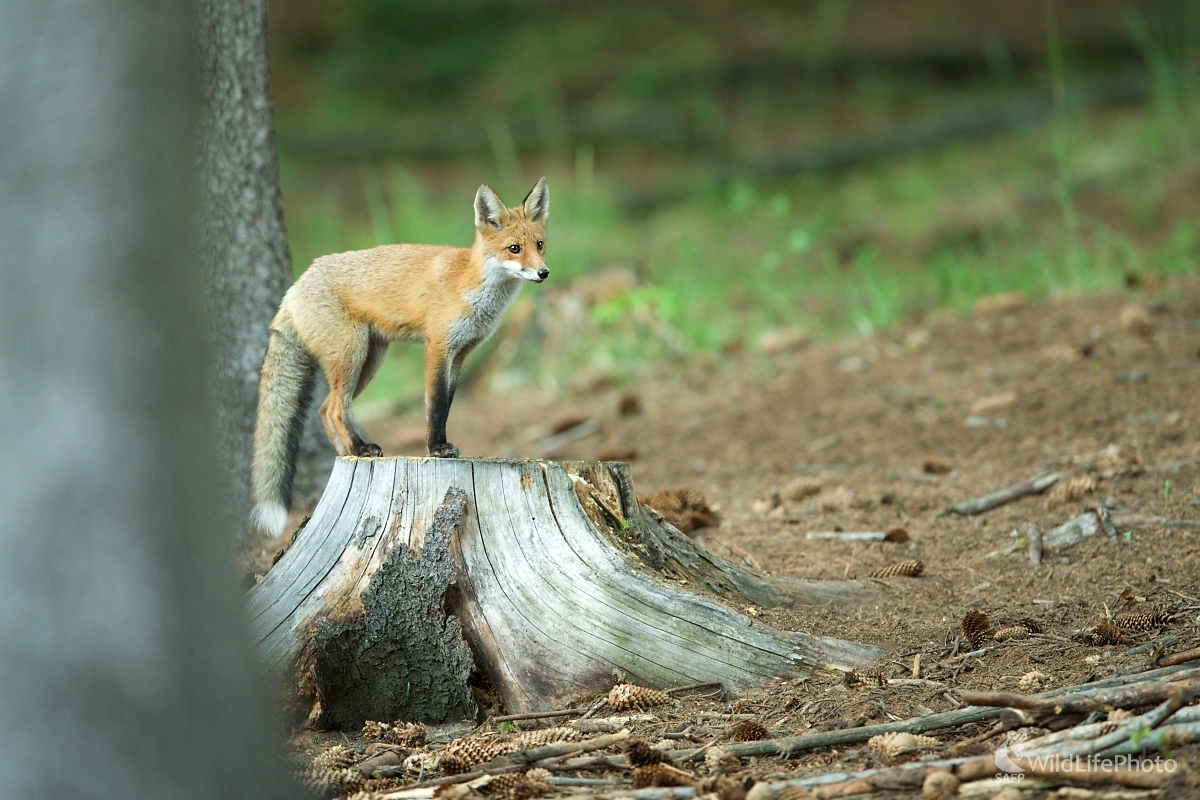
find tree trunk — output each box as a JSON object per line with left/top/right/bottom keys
{"left": 197, "top": 0, "right": 333, "bottom": 532}
{"left": 0, "top": 2, "right": 292, "bottom": 796}
{"left": 247, "top": 457, "right": 883, "bottom": 726}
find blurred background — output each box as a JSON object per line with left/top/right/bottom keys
{"left": 266, "top": 0, "right": 1199, "bottom": 415}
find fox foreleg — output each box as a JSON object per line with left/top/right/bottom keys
{"left": 424, "top": 344, "right": 468, "bottom": 458}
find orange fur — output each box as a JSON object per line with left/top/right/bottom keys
{"left": 250, "top": 179, "right": 550, "bottom": 535}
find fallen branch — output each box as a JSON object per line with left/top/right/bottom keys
{"left": 506, "top": 729, "right": 632, "bottom": 765}
{"left": 1159, "top": 646, "right": 1200, "bottom": 668}
{"left": 572, "top": 715, "right": 656, "bottom": 733}
{"left": 997, "top": 704, "right": 1200, "bottom": 756}
{"left": 805, "top": 532, "right": 888, "bottom": 542}
{"left": 673, "top": 706, "right": 1004, "bottom": 760}
{"left": 665, "top": 680, "right": 722, "bottom": 695}
{"left": 493, "top": 708, "right": 582, "bottom": 723}
{"left": 1044, "top": 512, "right": 1101, "bottom": 549}
{"left": 1111, "top": 512, "right": 1200, "bottom": 531}
{"left": 1099, "top": 719, "right": 1200, "bottom": 756}
{"left": 1006, "top": 758, "right": 1171, "bottom": 789}
{"left": 946, "top": 472, "right": 1063, "bottom": 516}
{"left": 377, "top": 730, "right": 632, "bottom": 784}
{"left": 1044, "top": 691, "right": 1191, "bottom": 758}
{"left": 959, "top": 675, "right": 1200, "bottom": 716}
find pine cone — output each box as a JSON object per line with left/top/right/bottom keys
{"left": 731, "top": 720, "right": 770, "bottom": 742}
{"left": 631, "top": 763, "right": 694, "bottom": 788}
{"left": 403, "top": 751, "right": 439, "bottom": 775}
{"left": 298, "top": 767, "right": 366, "bottom": 798}
{"left": 992, "top": 625, "right": 1029, "bottom": 642}
{"left": 1017, "top": 671, "right": 1048, "bottom": 692}
{"left": 1083, "top": 622, "right": 1122, "bottom": 646}
{"left": 637, "top": 489, "right": 717, "bottom": 533}
{"left": 961, "top": 610, "right": 991, "bottom": 651}
{"left": 870, "top": 559, "right": 924, "bottom": 579}
{"left": 362, "top": 720, "right": 427, "bottom": 747}
{"left": 1043, "top": 475, "right": 1096, "bottom": 509}
{"left": 774, "top": 785, "right": 817, "bottom": 800}
{"left": 1017, "top": 618, "right": 1043, "bottom": 634}
{"left": 481, "top": 773, "right": 522, "bottom": 797}
{"left": 624, "top": 738, "right": 668, "bottom": 767}
{"left": 509, "top": 779, "right": 548, "bottom": 800}
{"left": 440, "top": 739, "right": 513, "bottom": 774}
{"left": 312, "top": 744, "right": 359, "bottom": 772}
{"left": 511, "top": 727, "right": 582, "bottom": 749}
{"left": 695, "top": 775, "right": 750, "bottom": 800}
{"left": 525, "top": 768, "right": 551, "bottom": 784}
{"left": 1114, "top": 612, "right": 1173, "bottom": 633}
{"left": 361, "top": 777, "right": 404, "bottom": 793}
{"left": 608, "top": 683, "right": 672, "bottom": 711}
{"left": 508, "top": 768, "right": 551, "bottom": 800}
{"left": 704, "top": 745, "right": 742, "bottom": 774}
{"left": 866, "top": 732, "right": 938, "bottom": 760}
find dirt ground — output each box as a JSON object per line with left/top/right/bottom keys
{"left": 275, "top": 281, "right": 1200, "bottom": 797}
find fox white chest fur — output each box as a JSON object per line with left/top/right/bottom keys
{"left": 449, "top": 258, "right": 523, "bottom": 353}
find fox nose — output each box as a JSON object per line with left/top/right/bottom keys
{"left": 537, "top": 268, "right": 549, "bottom": 281}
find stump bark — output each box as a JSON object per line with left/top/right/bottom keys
{"left": 247, "top": 457, "right": 883, "bottom": 726}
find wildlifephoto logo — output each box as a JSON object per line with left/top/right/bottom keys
{"left": 994, "top": 742, "right": 1177, "bottom": 781}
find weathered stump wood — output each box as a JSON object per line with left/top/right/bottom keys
{"left": 247, "top": 457, "right": 883, "bottom": 726}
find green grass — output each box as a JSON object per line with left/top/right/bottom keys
{"left": 279, "top": 100, "right": 1198, "bottom": 408}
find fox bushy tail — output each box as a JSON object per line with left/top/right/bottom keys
{"left": 251, "top": 328, "right": 317, "bottom": 537}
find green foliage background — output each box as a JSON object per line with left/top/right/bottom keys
{"left": 268, "top": 1, "right": 1200, "bottom": 406}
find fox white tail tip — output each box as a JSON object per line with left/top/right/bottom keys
{"left": 251, "top": 502, "right": 289, "bottom": 538}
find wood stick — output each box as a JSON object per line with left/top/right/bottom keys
{"left": 547, "top": 777, "right": 616, "bottom": 787}
{"left": 805, "top": 531, "right": 887, "bottom": 542}
{"left": 674, "top": 706, "right": 1005, "bottom": 760}
{"left": 1159, "top": 646, "right": 1200, "bottom": 668}
{"left": 1053, "top": 691, "right": 1191, "bottom": 757}
{"left": 674, "top": 663, "right": 1200, "bottom": 763}
{"left": 377, "top": 730, "right": 632, "bottom": 784}
{"left": 665, "top": 680, "right": 722, "bottom": 695}
{"left": 946, "top": 471, "right": 1063, "bottom": 515}
{"left": 493, "top": 708, "right": 583, "bottom": 723}
{"left": 506, "top": 729, "right": 632, "bottom": 764}
{"left": 1120, "top": 635, "right": 1179, "bottom": 658}
{"left": 998, "top": 704, "right": 1200, "bottom": 755}
{"left": 546, "top": 755, "right": 630, "bottom": 772}
{"left": 1112, "top": 512, "right": 1200, "bottom": 530}
{"left": 1006, "top": 759, "right": 1170, "bottom": 789}
{"left": 1098, "top": 720, "right": 1200, "bottom": 756}
{"left": 959, "top": 676, "right": 1200, "bottom": 716}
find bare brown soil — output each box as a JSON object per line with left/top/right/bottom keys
{"left": 275, "top": 282, "right": 1200, "bottom": 796}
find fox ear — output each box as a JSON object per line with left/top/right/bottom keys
{"left": 522, "top": 177, "right": 549, "bottom": 224}
{"left": 474, "top": 184, "right": 505, "bottom": 231}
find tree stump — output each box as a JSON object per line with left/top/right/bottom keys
{"left": 247, "top": 457, "right": 883, "bottom": 727}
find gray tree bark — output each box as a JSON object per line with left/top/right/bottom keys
{"left": 0, "top": 2, "right": 293, "bottom": 797}
{"left": 198, "top": 0, "right": 333, "bottom": 534}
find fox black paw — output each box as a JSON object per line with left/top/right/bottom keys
{"left": 354, "top": 442, "right": 384, "bottom": 457}
{"left": 429, "top": 442, "right": 461, "bottom": 458}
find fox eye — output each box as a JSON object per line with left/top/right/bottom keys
{"left": 508, "top": 243, "right": 521, "bottom": 254}
{"left": 536, "top": 241, "right": 544, "bottom": 252}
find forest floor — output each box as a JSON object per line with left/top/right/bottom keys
{"left": 267, "top": 281, "right": 1200, "bottom": 799}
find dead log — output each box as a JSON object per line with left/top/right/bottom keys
{"left": 246, "top": 457, "right": 882, "bottom": 726}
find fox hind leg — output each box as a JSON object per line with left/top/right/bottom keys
{"left": 319, "top": 328, "right": 383, "bottom": 457}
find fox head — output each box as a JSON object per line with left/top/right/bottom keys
{"left": 474, "top": 178, "right": 550, "bottom": 283}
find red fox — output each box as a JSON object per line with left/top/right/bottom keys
{"left": 250, "top": 179, "right": 550, "bottom": 536}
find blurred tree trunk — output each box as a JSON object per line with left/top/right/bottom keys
{"left": 198, "top": 0, "right": 332, "bottom": 535}
{"left": 0, "top": 1, "right": 292, "bottom": 797}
